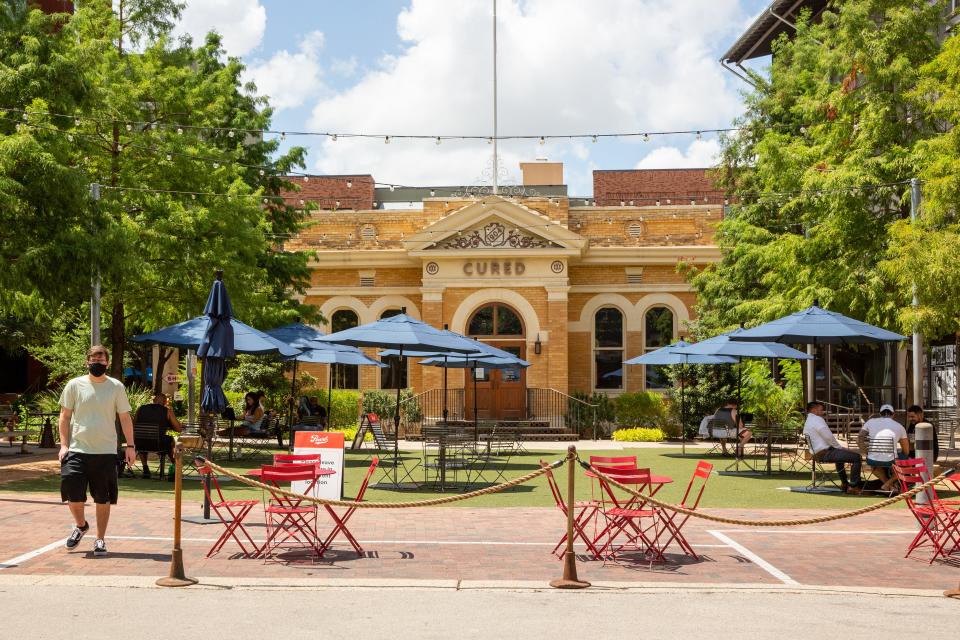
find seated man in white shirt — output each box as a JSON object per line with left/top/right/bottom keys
{"left": 803, "top": 401, "right": 863, "bottom": 495}
{"left": 859, "top": 404, "right": 910, "bottom": 492}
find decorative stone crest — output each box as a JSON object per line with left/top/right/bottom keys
{"left": 436, "top": 222, "right": 555, "bottom": 250}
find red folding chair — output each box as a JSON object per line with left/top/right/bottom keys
{"left": 260, "top": 464, "right": 323, "bottom": 561}
{"left": 653, "top": 460, "right": 713, "bottom": 559}
{"left": 541, "top": 461, "right": 601, "bottom": 559}
{"left": 588, "top": 455, "right": 637, "bottom": 468}
{"left": 197, "top": 464, "right": 260, "bottom": 557}
{"left": 591, "top": 465, "right": 661, "bottom": 562}
{"left": 318, "top": 457, "right": 379, "bottom": 558}
{"left": 893, "top": 459, "right": 960, "bottom": 564}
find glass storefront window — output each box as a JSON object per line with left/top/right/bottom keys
{"left": 644, "top": 307, "right": 674, "bottom": 390}
{"left": 594, "top": 307, "right": 623, "bottom": 390}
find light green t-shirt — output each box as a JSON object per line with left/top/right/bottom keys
{"left": 59, "top": 375, "right": 132, "bottom": 454}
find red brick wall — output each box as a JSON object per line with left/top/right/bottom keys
{"left": 593, "top": 169, "right": 725, "bottom": 207}
{"left": 281, "top": 175, "right": 375, "bottom": 211}
{"left": 32, "top": 0, "right": 74, "bottom": 13}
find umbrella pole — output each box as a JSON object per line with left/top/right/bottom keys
{"left": 327, "top": 366, "right": 333, "bottom": 432}
{"left": 442, "top": 356, "right": 449, "bottom": 425}
{"left": 473, "top": 362, "right": 478, "bottom": 443}
{"left": 287, "top": 359, "right": 298, "bottom": 453}
{"left": 393, "top": 348, "right": 404, "bottom": 486}
{"left": 681, "top": 362, "right": 686, "bottom": 456}
{"left": 201, "top": 356, "right": 212, "bottom": 521}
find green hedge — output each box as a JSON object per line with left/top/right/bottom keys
{"left": 611, "top": 427, "right": 666, "bottom": 442}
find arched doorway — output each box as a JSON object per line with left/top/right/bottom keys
{"left": 464, "top": 303, "right": 526, "bottom": 420}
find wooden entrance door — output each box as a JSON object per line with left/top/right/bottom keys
{"left": 465, "top": 343, "right": 526, "bottom": 420}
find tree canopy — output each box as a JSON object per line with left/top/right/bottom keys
{"left": 692, "top": 0, "right": 957, "bottom": 339}
{"left": 0, "top": 1, "right": 318, "bottom": 377}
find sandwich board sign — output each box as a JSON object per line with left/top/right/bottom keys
{"left": 292, "top": 431, "right": 344, "bottom": 500}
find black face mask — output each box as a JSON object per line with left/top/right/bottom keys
{"left": 88, "top": 362, "right": 108, "bottom": 377}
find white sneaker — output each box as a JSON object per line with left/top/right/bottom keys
{"left": 93, "top": 539, "right": 107, "bottom": 556}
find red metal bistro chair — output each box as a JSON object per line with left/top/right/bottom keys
{"left": 260, "top": 464, "right": 324, "bottom": 561}
{"left": 273, "top": 453, "right": 321, "bottom": 466}
{"left": 591, "top": 465, "right": 661, "bottom": 562}
{"left": 541, "top": 461, "right": 602, "bottom": 559}
{"left": 588, "top": 455, "right": 637, "bottom": 469}
{"left": 318, "top": 457, "right": 380, "bottom": 558}
{"left": 197, "top": 464, "right": 260, "bottom": 557}
{"left": 893, "top": 459, "right": 960, "bottom": 564}
{"left": 653, "top": 460, "right": 713, "bottom": 559}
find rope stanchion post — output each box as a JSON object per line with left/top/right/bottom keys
{"left": 550, "top": 445, "right": 590, "bottom": 589}
{"left": 156, "top": 437, "right": 200, "bottom": 587}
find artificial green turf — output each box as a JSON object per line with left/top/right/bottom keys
{"left": 5, "top": 446, "right": 948, "bottom": 510}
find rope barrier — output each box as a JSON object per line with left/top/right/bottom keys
{"left": 196, "top": 455, "right": 566, "bottom": 509}
{"left": 581, "top": 460, "right": 959, "bottom": 528}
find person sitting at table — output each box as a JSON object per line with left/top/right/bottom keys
{"left": 858, "top": 404, "right": 910, "bottom": 493}
{"left": 239, "top": 392, "right": 265, "bottom": 434}
{"left": 803, "top": 400, "right": 863, "bottom": 495}
{"left": 905, "top": 404, "right": 939, "bottom": 462}
{"left": 712, "top": 399, "right": 753, "bottom": 457}
{"left": 133, "top": 392, "right": 182, "bottom": 479}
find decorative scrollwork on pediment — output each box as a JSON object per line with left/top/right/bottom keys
{"left": 436, "top": 222, "right": 556, "bottom": 250}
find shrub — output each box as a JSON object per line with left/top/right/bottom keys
{"left": 614, "top": 392, "right": 670, "bottom": 429}
{"left": 611, "top": 427, "right": 665, "bottom": 442}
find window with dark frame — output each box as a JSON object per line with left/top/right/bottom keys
{"left": 594, "top": 307, "right": 623, "bottom": 390}
{"left": 331, "top": 309, "right": 359, "bottom": 389}
{"left": 379, "top": 309, "right": 408, "bottom": 389}
{"left": 644, "top": 306, "right": 674, "bottom": 390}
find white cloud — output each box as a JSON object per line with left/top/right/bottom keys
{"left": 635, "top": 139, "right": 722, "bottom": 169}
{"left": 244, "top": 31, "right": 327, "bottom": 111}
{"left": 329, "top": 57, "right": 359, "bottom": 77}
{"left": 173, "top": 0, "right": 266, "bottom": 57}
{"left": 304, "top": 0, "right": 751, "bottom": 192}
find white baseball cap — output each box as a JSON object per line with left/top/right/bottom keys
{"left": 879, "top": 403, "right": 895, "bottom": 414}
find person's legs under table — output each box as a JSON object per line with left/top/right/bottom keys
{"left": 820, "top": 446, "right": 862, "bottom": 489}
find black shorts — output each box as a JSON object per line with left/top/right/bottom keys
{"left": 60, "top": 452, "right": 119, "bottom": 505}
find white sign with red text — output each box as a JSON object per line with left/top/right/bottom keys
{"left": 292, "top": 431, "right": 344, "bottom": 500}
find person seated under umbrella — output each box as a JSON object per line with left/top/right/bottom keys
{"left": 711, "top": 399, "right": 753, "bottom": 457}
{"left": 133, "top": 392, "right": 182, "bottom": 479}
{"left": 220, "top": 392, "right": 264, "bottom": 436}
{"left": 858, "top": 404, "right": 910, "bottom": 493}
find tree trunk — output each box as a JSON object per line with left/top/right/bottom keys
{"left": 110, "top": 301, "right": 124, "bottom": 379}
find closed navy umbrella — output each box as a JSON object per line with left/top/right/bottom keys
{"left": 198, "top": 273, "right": 234, "bottom": 415}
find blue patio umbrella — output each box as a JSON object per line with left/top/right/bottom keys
{"left": 729, "top": 304, "right": 906, "bottom": 345}
{"left": 318, "top": 313, "right": 481, "bottom": 482}
{"left": 265, "top": 322, "right": 331, "bottom": 438}
{"left": 624, "top": 341, "right": 738, "bottom": 454}
{"left": 380, "top": 331, "right": 511, "bottom": 426}
{"left": 197, "top": 274, "right": 235, "bottom": 416}
{"left": 131, "top": 316, "right": 300, "bottom": 356}
{"left": 418, "top": 353, "right": 530, "bottom": 442}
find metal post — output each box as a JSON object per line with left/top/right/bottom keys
{"left": 491, "top": 0, "right": 498, "bottom": 195}
{"left": 550, "top": 445, "right": 590, "bottom": 589}
{"left": 910, "top": 178, "right": 923, "bottom": 405}
{"left": 805, "top": 344, "right": 815, "bottom": 404}
{"left": 156, "top": 440, "right": 197, "bottom": 587}
{"left": 186, "top": 350, "right": 196, "bottom": 425}
{"left": 89, "top": 183, "right": 101, "bottom": 346}
{"left": 914, "top": 422, "right": 935, "bottom": 507}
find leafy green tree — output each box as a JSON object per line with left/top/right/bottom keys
{"left": 692, "top": 0, "right": 947, "bottom": 335}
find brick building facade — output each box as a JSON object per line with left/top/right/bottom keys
{"left": 283, "top": 166, "right": 723, "bottom": 418}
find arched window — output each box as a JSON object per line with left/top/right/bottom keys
{"left": 467, "top": 304, "right": 523, "bottom": 337}
{"left": 644, "top": 306, "right": 675, "bottom": 390}
{"left": 380, "top": 309, "right": 408, "bottom": 389}
{"left": 331, "top": 309, "right": 359, "bottom": 389}
{"left": 594, "top": 307, "right": 623, "bottom": 390}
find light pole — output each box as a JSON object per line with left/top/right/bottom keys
{"left": 89, "top": 183, "right": 101, "bottom": 346}
{"left": 910, "top": 178, "right": 923, "bottom": 405}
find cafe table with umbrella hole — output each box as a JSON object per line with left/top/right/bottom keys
{"left": 729, "top": 302, "right": 906, "bottom": 412}
{"left": 316, "top": 313, "right": 481, "bottom": 486}
{"left": 380, "top": 331, "right": 520, "bottom": 436}
{"left": 623, "top": 341, "right": 737, "bottom": 455}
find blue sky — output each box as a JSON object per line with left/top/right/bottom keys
{"left": 173, "top": 0, "right": 772, "bottom": 196}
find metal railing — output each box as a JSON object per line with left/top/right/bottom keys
{"left": 526, "top": 388, "right": 598, "bottom": 439}
{"left": 819, "top": 401, "right": 865, "bottom": 443}
{"left": 399, "top": 387, "right": 465, "bottom": 438}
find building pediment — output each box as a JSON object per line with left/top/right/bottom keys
{"left": 405, "top": 196, "right": 586, "bottom": 257}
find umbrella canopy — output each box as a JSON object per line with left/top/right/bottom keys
{"left": 418, "top": 354, "right": 530, "bottom": 369}
{"left": 131, "top": 316, "right": 300, "bottom": 356}
{"left": 680, "top": 329, "right": 813, "bottom": 360}
{"left": 317, "top": 313, "right": 482, "bottom": 354}
{"left": 623, "top": 340, "right": 738, "bottom": 366}
{"left": 198, "top": 276, "right": 234, "bottom": 415}
{"left": 730, "top": 305, "right": 906, "bottom": 345}
{"left": 265, "top": 322, "right": 327, "bottom": 350}
{"left": 288, "top": 344, "right": 385, "bottom": 367}
{"left": 379, "top": 331, "right": 513, "bottom": 360}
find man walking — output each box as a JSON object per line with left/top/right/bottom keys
{"left": 59, "top": 345, "right": 135, "bottom": 556}
{"left": 803, "top": 400, "right": 863, "bottom": 494}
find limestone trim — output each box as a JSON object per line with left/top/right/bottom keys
{"left": 309, "top": 250, "right": 419, "bottom": 268}
{"left": 305, "top": 286, "right": 420, "bottom": 297}
{"left": 578, "top": 246, "right": 721, "bottom": 265}
{"left": 449, "top": 288, "right": 545, "bottom": 345}
{"left": 636, "top": 293, "right": 691, "bottom": 331}
{"left": 368, "top": 295, "right": 422, "bottom": 321}
{"left": 569, "top": 284, "right": 694, "bottom": 293}
{"left": 317, "top": 295, "right": 421, "bottom": 326}
{"left": 318, "top": 296, "right": 367, "bottom": 329}
{"left": 569, "top": 294, "right": 642, "bottom": 333}
{"left": 405, "top": 196, "right": 586, "bottom": 254}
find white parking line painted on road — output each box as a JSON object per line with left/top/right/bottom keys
{"left": 110, "top": 535, "right": 728, "bottom": 548}
{"left": 708, "top": 531, "right": 798, "bottom": 586}
{"left": 0, "top": 538, "right": 67, "bottom": 569}
{"left": 711, "top": 530, "right": 915, "bottom": 535}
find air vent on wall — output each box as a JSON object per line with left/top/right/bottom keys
{"left": 627, "top": 222, "right": 642, "bottom": 238}
{"left": 359, "top": 276, "right": 375, "bottom": 287}
{"left": 625, "top": 267, "right": 643, "bottom": 285}
{"left": 360, "top": 224, "right": 376, "bottom": 241}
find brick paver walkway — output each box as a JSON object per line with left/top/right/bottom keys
{"left": 1, "top": 490, "right": 957, "bottom": 591}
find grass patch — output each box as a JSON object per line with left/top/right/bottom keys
{"left": 3, "top": 447, "right": 944, "bottom": 510}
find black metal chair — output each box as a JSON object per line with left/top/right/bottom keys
{"left": 133, "top": 422, "right": 168, "bottom": 480}
{"left": 803, "top": 434, "right": 843, "bottom": 491}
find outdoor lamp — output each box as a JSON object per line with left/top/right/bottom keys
{"left": 534, "top": 334, "right": 542, "bottom": 355}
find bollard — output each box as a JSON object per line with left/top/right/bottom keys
{"left": 550, "top": 445, "right": 590, "bottom": 589}
{"left": 156, "top": 439, "right": 199, "bottom": 587}
{"left": 914, "top": 422, "right": 935, "bottom": 507}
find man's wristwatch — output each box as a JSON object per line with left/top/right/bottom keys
{"left": 125, "top": 444, "right": 136, "bottom": 449}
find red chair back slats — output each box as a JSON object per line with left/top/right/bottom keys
{"left": 260, "top": 464, "right": 319, "bottom": 484}
{"left": 679, "top": 460, "right": 714, "bottom": 509}
{"left": 273, "top": 453, "right": 321, "bottom": 465}
{"left": 317, "top": 458, "right": 380, "bottom": 557}
{"left": 588, "top": 455, "right": 637, "bottom": 469}
{"left": 354, "top": 457, "right": 379, "bottom": 502}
